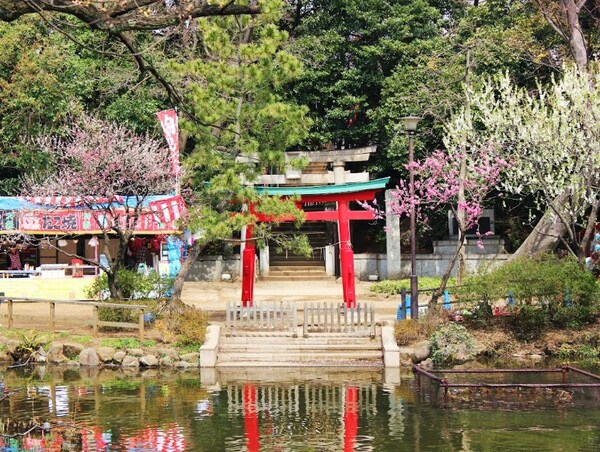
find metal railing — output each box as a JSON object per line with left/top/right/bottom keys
{"left": 302, "top": 302, "right": 375, "bottom": 337}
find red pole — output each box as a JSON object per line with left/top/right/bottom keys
{"left": 243, "top": 384, "right": 260, "bottom": 452}
{"left": 343, "top": 385, "right": 359, "bottom": 452}
{"left": 338, "top": 201, "right": 356, "bottom": 307}
{"left": 241, "top": 224, "right": 256, "bottom": 307}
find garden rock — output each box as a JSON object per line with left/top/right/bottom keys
{"left": 160, "top": 357, "right": 174, "bottom": 367}
{"left": 411, "top": 340, "right": 430, "bottom": 364}
{"left": 126, "top": 348, "right": 144, "bottom": 357}
{"left": 121, "top": 355, "right": 140, "bottom": 367}
{"left": 140, "top": 355, "right": 159, "bottom": 367}
{"left": 157, "top": 348, "right": 179, "bottom": 360}
{"left": 96, "top": 347, "right": 116, "bottom": 363}
{"left": 63, "top": 343, "right": 85, "bottom": 359}
{"left": 79, "top": 348, "right": 100, "bottom": 367}
{"left": 113, "top": 351, "right": 126, "bottom": 364}
{"left": 180, "top": 352, "right": 199, "bottom": 364}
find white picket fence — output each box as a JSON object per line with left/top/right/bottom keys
{"left": 225, "top": 301, "right": 376, "bottom": 337}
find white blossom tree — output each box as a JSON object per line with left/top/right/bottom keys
{"left": 446, "top": 64, "right": 600, "bottom": 262}
{"left": 22, "top": 115, "right": 174, "bottom": 298}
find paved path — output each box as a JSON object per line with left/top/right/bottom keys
{"left": 181, "top": 279, "right": 401, "bottom": 324}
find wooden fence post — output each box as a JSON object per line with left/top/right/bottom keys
{"left": 138, "top": 309, "right": 145, "bottom": 340}
{"left": 7, "top": 300, "right": 13, "bottom": 329}
{"left": 92, "top": 305, "right": 98, "bottom": 336}
{"left": 50, "top": 302, "right": 56, "bottom": 333}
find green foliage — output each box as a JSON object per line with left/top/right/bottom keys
{"left": 556, "top": 344, "right": 600, "bottom": 361}
{"left": 13, "top": 330, "right": 49, "bottom": 363}
{"left": 429, "top": 322, "right": 475, "bottom": 366}
{"left": 394, "top": 314, "right": 443, "bottom": 346}
{"left": 371, "top": 277, "right": 456, "bottom": 295}
{"left": 96, "top": 299, "right": 158, "bottom": 327}
{"left": 101, "top": 338, "right": 156, "bottom": 349}
{"left": 510, "top": 305, "right": 548, "bottom": 342}
{"left": 86, "top": 269, "right": 174, "bottom": 300}
{"left": 155, "top": 304, "right": 209, "bottom": 346}
{"left": 458, "top": 256, "right": 599, "bottom": 308}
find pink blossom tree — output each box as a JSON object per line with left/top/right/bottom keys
{"left": 375, "top": 144, "right": 509, "bottom": 306}
{"left": 22, "top": 115, "right": 174, "bottom": 299}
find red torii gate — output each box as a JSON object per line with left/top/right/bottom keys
{"left": 241, "top": 178, "right": 389, "bottom": 307}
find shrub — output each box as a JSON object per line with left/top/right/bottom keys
{"left": 429, "top": 323, "right": 475, "bottom": 366}
{"left": 456, "top": 255, "right": 599, "bottom": 330}
{"left": 395, "top": 312, "right": 445, "bottom": 345}
{"left": 97, "top": 298, "right": 159, "bottom": 328}
{"left": 511, "top": 305, "right": 548, "bottom": 341}
{"left": 371, "top": 277, "right": 456, "bottom": 295}
{"left": 155, "top": 302, "right": 209, "bottom": 347}
{"left": 86, "top": 269, "right": 174, "bottom": 300}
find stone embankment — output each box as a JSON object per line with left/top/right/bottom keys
{"left": 0, "top": 341, "right": 201, "bottom": 368}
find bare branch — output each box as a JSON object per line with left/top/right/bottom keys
{"left": 2, "top": 1, "right": 261, "bottom": 33}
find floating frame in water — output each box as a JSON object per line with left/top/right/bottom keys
{"left": 413, "top": 364, "right": 600, "bottom": 406}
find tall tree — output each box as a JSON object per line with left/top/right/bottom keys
{"left": 448, "top": 65, "right": 600, "bottom": 262}
{"left": 169, "top": 0, "right": 311, "bottom": 298}
{"left": 22, "top": 116, "right": 173, "bottom": 298}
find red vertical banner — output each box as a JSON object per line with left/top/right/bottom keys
{"left": 156, "top": 108, "right": 180, "bottom": 177}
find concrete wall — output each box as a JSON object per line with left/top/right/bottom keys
{"left": 184, "top": 252, "right": 509, "bottom": 282}
{"left": 185, "top": 255, "right": 241, "bottom": 282}
{"left": 353, "top": 252, "right": 510, "bottom": 281}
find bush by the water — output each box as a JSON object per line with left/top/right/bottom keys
{"left": 394, "top": 314, "right": 444, "bottom": 346}
{"left": 457, "top": 256, "right": 599, "bottom": 335}
{"left": 155, "top": 301, "right": 209, "bottom": 347}
{"left": 429, "top": 323, "right": 475, "bottom": 366}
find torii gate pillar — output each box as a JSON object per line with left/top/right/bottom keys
{"left": 338, "top": 200, "right": 356, "bottom": 307}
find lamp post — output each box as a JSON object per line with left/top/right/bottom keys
{"left": 402, "top": 115, "right": 421, "bottom": 319}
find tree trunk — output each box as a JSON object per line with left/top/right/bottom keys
{"left": 107, "top": 271, "right": 124, "bottom": 300}
{"left": 171, "top": 241, "right": 205, "bottom": 300}
{"left": 430, "top": 233, "right": 467, "bottom": 308}
{"left": 511, "top": 194, "right": 572, "bottom": 259}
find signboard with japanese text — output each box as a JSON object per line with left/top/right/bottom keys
{"left": 0, "top": 209, "right": 179, "bottom": 235}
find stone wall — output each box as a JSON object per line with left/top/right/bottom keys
{"left": 184, "top": 255, "right": 240, "bottom": 281}
{"left": 183, "top": 252, "right": 509, "bottom": 282}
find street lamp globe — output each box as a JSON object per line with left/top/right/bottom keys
{"left": 402, "top": 116, "right": 421, "bottom": 132}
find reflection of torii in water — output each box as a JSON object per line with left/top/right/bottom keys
{"left": 242, "top": 383, "right": 359, "bottom": 451}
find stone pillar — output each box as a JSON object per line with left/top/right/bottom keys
{"left": 258, "top": 245, "right": 269, "bottom": 276}
{"left": 325, "top": 245, "right": 335, "bottom": 276}
{"left": 333, "top": 161, "right": 346, "bottom": 185}
{"left": 385, "top": 189, "right": 402, "bottom": 279}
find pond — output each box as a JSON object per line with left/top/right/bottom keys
{"left": 0, "top": 365, "right": 599, "bottom": 451}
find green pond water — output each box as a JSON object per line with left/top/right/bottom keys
{"left": 0, "top": 365, "right": 599, "bottom": 451}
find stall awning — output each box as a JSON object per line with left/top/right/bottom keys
{"left": 0, "top": 195, "right": 184, "bottom": 235}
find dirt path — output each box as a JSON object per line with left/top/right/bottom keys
{"left": 0, "top": 279, "right": 400, "bottom": 337}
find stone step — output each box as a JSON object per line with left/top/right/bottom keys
{"left": 217, "top": 351, "right": 382, "bottom": 362}
{"left": 269, "top": 266, "right": 327, "bottom": 272}
{"left": 260, "top": 275, "right": 334, "bottom": 281}
{"left": 218, "top": 343, "right": 381, "bottom": 352}
{"left": 221, "top": 337, "right": 378, "bottom": 345}
{"left": 269, "top": 259, "right": 324, "bottom": 266}
{"left": 216, "top": 360, "right": 383, "bottom": 368}
{"left": 266, "top": 270, "right": 328, "bottom": 277}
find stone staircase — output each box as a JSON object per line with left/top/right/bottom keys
{"left": 216, "top": 332, "right": 383, "bottom": 367}
{"left": 263, "top": 222, "right": 334, "bottom": 282}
